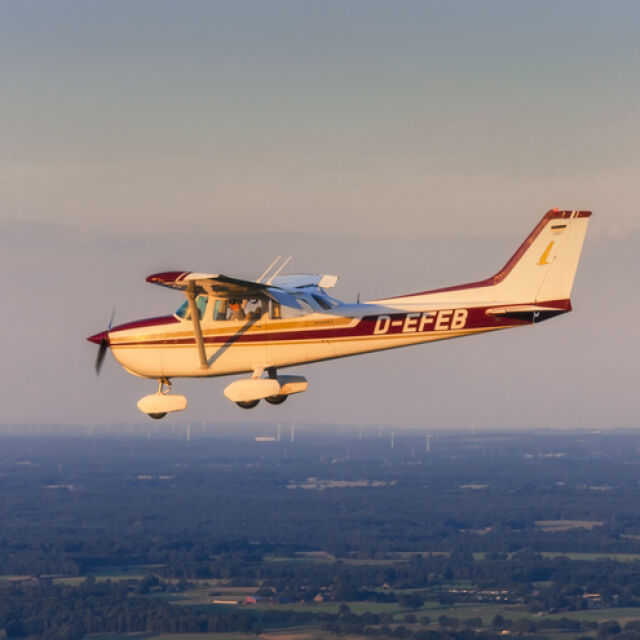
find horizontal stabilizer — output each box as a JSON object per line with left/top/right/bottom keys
{"left": 486, "top": 302, "right": 571, "bottom": 323}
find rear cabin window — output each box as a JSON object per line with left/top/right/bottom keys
{"left": 269, "top": 298, "right": 314, "bottom": 319}
{"left": 312, "top": 294, "right": 333, "bottom": 310}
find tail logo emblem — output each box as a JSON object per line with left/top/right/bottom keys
{"left": 537, "top": 241, "right": 554, "bottom": 265}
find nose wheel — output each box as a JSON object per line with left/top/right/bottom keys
{"left": 137, "top": 378, "right": 187, "bottom": 419}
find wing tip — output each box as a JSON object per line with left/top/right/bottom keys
{"left": 146, "top": 271, "right": 190, "bottom": 286}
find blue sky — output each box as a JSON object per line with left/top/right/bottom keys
{"left": 1, "top": 1, "right": 638, "bottom": 427}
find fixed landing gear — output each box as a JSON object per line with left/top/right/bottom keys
{"left": 146, "top": 379, "right": 172, "bottom": 419}
{"left": 224, "top": 369, "right": 307, "bottom": 409}
{"left": 137, "top": 378, "right": 187, "bottom": 419}
{"left": 235, "top": 395, "right": 287, "bottom": 408}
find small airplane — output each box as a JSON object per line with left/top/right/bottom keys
{"left": 88, "top": 209, "right": 591, "bottom": 419}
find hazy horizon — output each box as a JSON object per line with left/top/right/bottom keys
{"left": 2, "top": 1, "right": 637, "bottom": 428}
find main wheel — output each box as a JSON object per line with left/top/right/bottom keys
{"left": 236, "top": 399, "right": 260, "bottom": 409}
{"left": 148, "top": 412, "right": 167, "bottom": 420}
{"left": 265, "top": 394, "right": 287, "bottom": 405}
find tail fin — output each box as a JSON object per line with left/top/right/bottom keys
{"left": 491, "top": 210, "right": 591, "bottom": 304}
{"left": 377, "top": 210, "right": 592, "bottom": 306}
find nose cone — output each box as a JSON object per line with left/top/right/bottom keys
{"left": 87, "top": 330, "right": 109, "bottom": 345}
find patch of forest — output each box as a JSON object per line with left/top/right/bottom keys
{"left": 1, "top": 429, "right": 640, "bottom": 639}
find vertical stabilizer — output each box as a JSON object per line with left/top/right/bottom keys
{"left": 492, "top": 210, "right": 591, "bottom": 303}
{"left": 375, "top": 210, "right": 592, "bottom": 306}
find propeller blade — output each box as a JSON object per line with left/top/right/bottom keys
{"left": 88, "top": 329, "right": 110, "bottom": 375}
{"left": 89, "top": 309, "right": 116, "bottom": 375}
{"left": 95, "top": 337, "right": 109, "bottom": 374}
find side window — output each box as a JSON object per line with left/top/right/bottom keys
{"left": 244, "top": 298, "right": 264, "bottom": 320}
{"left": 227, "top": 299, "right": 246, "bottom": 320}
{"left": 312, "top": 294, "right": 333, "bottom": 310}
{"left": 270, "top": 298, "right": 313, "bottom": 319}
{"left": 224, "top": 297, "right": 265, "bottom": 321}
{"left": 269, "top": 301, "right": 282, "bottom": 319}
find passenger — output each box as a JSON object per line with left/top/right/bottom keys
{"left": 228, "top": 299, "right": 246, "bottom": 321}
{"left": 248, "top": 304, "right": 262, "bottom": 320}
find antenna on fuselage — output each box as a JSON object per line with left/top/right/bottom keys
{"left": 266, "top": 256, "right": 292, "bottom": 285}
{"left": 257, "top": 256, "right": 282, "bottom": 283}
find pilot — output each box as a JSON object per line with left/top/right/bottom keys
{"left": 228, "top": 299, "right": 246, "bottom": 321}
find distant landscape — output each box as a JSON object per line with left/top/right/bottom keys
{"left": 2, "top": 426, "right": 640, "bottom": 640}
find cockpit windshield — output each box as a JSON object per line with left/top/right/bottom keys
{"left": 175, "top": 296, "right": 207, "bottom": 320}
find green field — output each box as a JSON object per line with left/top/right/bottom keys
{"left": 88, "top": 634, "right": 260, "bottom": 640}
{"left": 163, "top": 587, "right": 640, "bottom": 627}
{"left": 472, "top": 552, "right": 640, "bottom": 562}
{"left": 540, "top": 552, "right": 640, "bottom": 562}
{"left": 153, "top": 635, "right": 259, "bottom": 640}
{"left": 535, "top": 520, "right": 604, "bottom": 531}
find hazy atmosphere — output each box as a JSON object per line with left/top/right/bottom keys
{"left": 2, "top": 1, "right": 638, "bottom": 428}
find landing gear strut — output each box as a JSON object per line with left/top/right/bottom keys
{"left": 147, "top": 379, "right": 172, "bottom": 419}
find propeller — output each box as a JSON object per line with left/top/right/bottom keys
{"left": 88, "top": 309, "right": 115, "bottom": 375}
{"left": 95, "top": 335, "right": 109, "bottom": 374}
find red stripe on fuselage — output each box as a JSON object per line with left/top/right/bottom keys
{"left": 110, "top": 315, "right": 180, "bottom": 333}
{"left": 109, "top": 301, "right": 570, "bottom": 348}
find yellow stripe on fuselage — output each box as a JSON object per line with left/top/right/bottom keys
{"left": 110, "top": 324, "right": 505, "bottom": 351}
{"left": 109, "top": 316, "right": 357, "bottom": 346}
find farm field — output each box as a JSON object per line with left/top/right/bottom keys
{"left": 3, "top": 430, "right": 640, "bottom": 639}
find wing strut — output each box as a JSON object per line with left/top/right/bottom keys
{"left": 185, "top": 283, "right": 209, "bottom": 369}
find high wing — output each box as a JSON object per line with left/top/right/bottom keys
{"left": 146, "top": 271, "right": 272, "bottom": 297}
{"left": 146, "top": 271, "right": 339, "bottom": 309}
